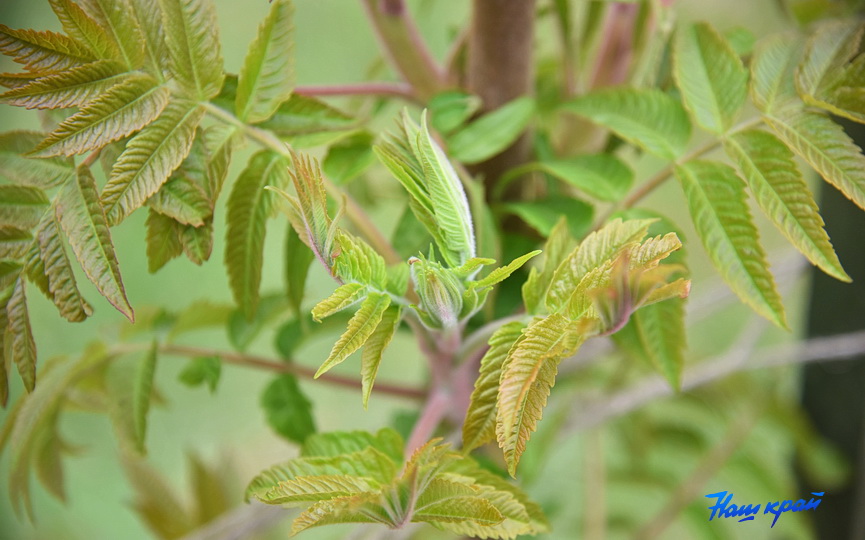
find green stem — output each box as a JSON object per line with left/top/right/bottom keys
{"left": 202, "top": 102, "right": 401, "bottom": 265}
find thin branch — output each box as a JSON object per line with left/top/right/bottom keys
{"left": 180, "top": 502, "right": 289, "bottom": 540}
{"left": 159, "top": 344, "right": 426, "bottom": 401}
{"left": 202, "top": 102, "right": 401, "bottom": 264}
{"left": 294, "top": 82, "right": 417, "bottom": 102}
{"left": 591, "top": 116, "right": 764, "bottom": 230}
{"left": 405, "top": 389, "right": 451, "bottom": 455}
{"left": 359, "top": 0, "right": 445, "bottom": 101}
{"left": 565, "top": 327, "right": 865, "bottom": 431}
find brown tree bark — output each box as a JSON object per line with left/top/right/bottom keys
{"left": 466, "top": 0, "right": 536, "bottom": 196}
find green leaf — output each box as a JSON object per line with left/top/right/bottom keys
{"left": 750, "top": 32, "right": 803, "bottom": 113}
{"left": 448, "top": 97, "right": 535, "bottom": 164}
{"left": 428, "top": 91, "right": 481, "bottom": 134}
{"left": 532, "top": 154, "right": 634, "bottom": 202}
{"left": 254, "top": 93, "right": 356, "bottom": 144}
{"left": 675, "top": 160, "right": 786, "bottom": 328}
{"left": 132, "top": 342, "right": 158, "bottom": 452}
{"left": 0, "top": 24, "right": 94, "bottom": 72}
{"left": 302, "top": 428, "right": 403, "bottom": 462}
{"left": 178, "top": 356, "right": 221, "bottom": 392}
{"left": 322, "top": 132, "right": 376, "bottom": 184}
{"left": 270, "top": 152, "right": 332, "bottom": 271}
{"left": 496, "top": 313, "right": 583, "bottom": 476}
{"left": 228, "top": 294, "right": 289, "bottom": 351}
{"left": 766, "top": 107, "right": 865, "bottom": 212}
{"left": 6, "top": 279, "right": 37, "bottom": 392}
{"left": 796, "top": 20, "right": 861, "bottom": 101}
{"left": 463, "top": 321, "right": 526, "bottom": 453}
{"left": 225, "top": 151, "right": 290, "bottom": 317}
{"left": 144, "top": 210, "right": 183, "bottom": 272}
{"left": 0, "top": 60, "right": 128, "bottom": 110}
{"left": 621, "top": 298, "right": 686, "bottom": 390}
{"left": 55, "top": 166, "right": 133, "bottom": 321}
{"left": 179, "top": 219, "right": 213, "bottom": 265}
{"left": 0, "top": 185, "right": 48, "bottom": 229}
{"left": 290, "top": 495, "right": 383, "bottom": 533}
{"left": 29, "top": 74, "right": 169, "bottom": 157}
{"left": 285, "top": 224, "right": 314, "bottom": 316}
{"left": 724, "top": 128, "right": 848, "bottom": 281}
{"left": 202, "top": 124, "right": 238, "bottom": 203}
{"left": 360, "top": 306, "right": 401, "bottom": 408}
{"left": 29, "top": 212, "right": 92, "bottom": 322}
{"left": 121, "top": 456, "right": 194, "bottom": 538}
{"left": 102, "top": 101, "right": 204, "bottom": 225}
{"left": 76, "top": 0, "right": 145, "bottom": 69}
{"left": 0, "top": 131, "right": 73, "bottom": 187}
{"left": 565, "top": 88, "right": 691, "bottom": 160}
{"left": 4, "top": 344, "right": 109, "bottom": 517}
{"left": 261, "top": 374, "right": 316, "bottom": 444}
{"left": 673, "top": 22, "right": 748, "bottom": 133}
{"left": 145, "top": 133, "right": 211, "bottom": 227}
{"left": 332, "top": 231, "right": 388, "bottom": 290}
{"left": 503, "top": 197, "right": 593, "bottom": 239}
{"left": 47, "top": 0, "right": 119, "bottom": 60}
{"left": 159, "top": 0, "right": 224, "bottom": 99}
{"left": 522, "top": 217, "right": 575, "bottom": 315}
{"left": 315, "top": 292, "right": 391, "bottom": 378}
{"left": 472, "top": 251, "right": 541, "bottom": 292}
{"left": 311, "top": 283, "right": 366, "bottom": 322}
{"left": 128, "top": 0, "right": 169, "bottom": 78}
{"left": 546, "top": 218, "right": 654, "bottom": 313}
{"left": 0, "top": 72, "right": 41, "bottom": 89}
{"left": 169, "top": 299, "right": 233, "bottom": 340}
{"left": 257, "top": 474, "right": 377, "bottom": 506}
{"left": 0, "top": 227, "right": 32, "bottom": 260}
{"left": 236, "top": 0, "right": 295, "bottom": 122}
{"left": 414, "top": 497, "right": 503, "bottom": 526}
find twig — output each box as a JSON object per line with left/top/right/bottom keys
{"left": 584, "top": 429, "right": 607, "bottom": 540}
{"left": 294, "top": 82, "right": 417, "bottom": 102}
{"left": 359, "top": 0, "right": 445, "bottom": 101}
{"left": 157, "top": 343, "right": 426, "bottom": 401}
{"left": 405, "top": 389, "right": 451, "bottom": 455}
{"left": 565, "top": 327, "right": 865, "bottom": 431}
{"left": 591, "top": 116, "right": 764, "bottom": 230}
{"left": 202, "top": 102, "right": 401, "bottom": 264}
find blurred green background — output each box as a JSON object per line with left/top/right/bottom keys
{"left": 0, "top": 1, "right": 838, "bottom": 539}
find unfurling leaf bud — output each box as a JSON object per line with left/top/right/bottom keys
{"left": 409, "top": 255, "right": 464, "bottom": 329}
